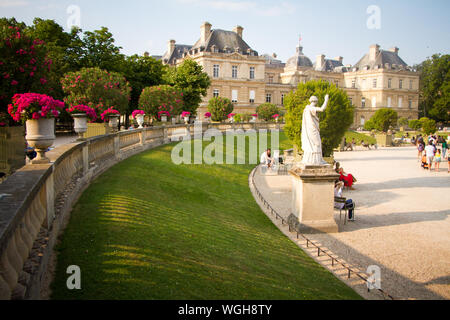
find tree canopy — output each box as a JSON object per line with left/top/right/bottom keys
{"left": 416, "top": 54, "right": 450, "bottom": 123}
{"left": 364, "top": 108, "right": 398, "bottom": 132}
{"left": 165, "top": 59, "right": 211, "bottom": 115}
{"left": 284, "top": 80, "right": 354, "bottom": 157}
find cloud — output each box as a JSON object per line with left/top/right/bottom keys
{"left": 0, "top": 0, "right": 29, "bottom": 7}
{"left": 176, "top": 0, "right": 296, "bottom": 16}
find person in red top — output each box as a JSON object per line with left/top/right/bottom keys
{"left": 338, "top": 167, "right": 357, "bottom": 190}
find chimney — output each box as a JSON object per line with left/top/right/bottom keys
{"left": 369, "top": 44, "right": 380, "bottom": 61}
{"left": 168, "top": 39, "right": 175, "bottom": 54}
{"left": 389, "top": 47, "right": 399, "bottom": 55}
{"left": 233, "top": 25, "right": 243, "bottom": 38}
{"left": 334, "top": 56, "right": 343, "bottom": 64}
{"left": 201, "top": 22, "right": 212, "bottom": 43}
{"left": 316, "top": 54, "right": 325, "bottom": 70}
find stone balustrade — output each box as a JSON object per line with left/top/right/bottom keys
{"left": 0, "top": 122, "right": 283, "bottom": 300}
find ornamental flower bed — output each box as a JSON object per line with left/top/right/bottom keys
{"left": 132, "top": 109, "right": 145, "bottom": 119}
{"left": 8, "top": 93, "right": 64, "bottom": 122}
{"left": 181, "top": 111, "right": 191, "bottom": 118}
{"left": 66, "top": 105, "right": 97, "bottom": 122}
{"left": 100, "top": 107, "right": 120, "bottom": 122}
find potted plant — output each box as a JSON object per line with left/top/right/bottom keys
{"left": 101, "top": 107, "right": 120, "bottom": 132}
{"left": 272, "top": 114, "right": 280, "bottom": 123}
{"left": 132, "top": 109, "right": 146, "bottom": 129}
{"left": 8, "top": 93, "right": 65, "bottom": 164}
{"left": 204, "top": 112, "right": 211, "bottom": 123}
{"left": 181, "top": 111, "right": 191, "bottom": 124}
{"left": 67, "top": 105, "right": 97, "bottom": 139}
{"left": 158, "top": 111, "right": 170, "bottom": 123}
{"left": 228, "top": 113, "right": 236, "bottom": 123}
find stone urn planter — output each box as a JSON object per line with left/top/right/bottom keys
{"left": 135, "top": 114, "right": 145, "bottom": 129}
{"left": 161, "top": 115, "right": 167, "bottom": 123}
{"left": 72, "top": 113, "right": 88, "bottom": 139}
{"left": 25, "top": 118, "right": 55, "bottom": 164}
{"left": 108, "top": 114, "right": 120, "bottom": 132}
{"left": 376, "top": 134, "right": 393, "bottom": 147}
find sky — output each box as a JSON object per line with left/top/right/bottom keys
{"left": 1, "top": 0, "right": 449, "bottom": 66}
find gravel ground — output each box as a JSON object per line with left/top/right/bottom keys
{"left": 253, "top": 147, "right": 450, "bottom": 300}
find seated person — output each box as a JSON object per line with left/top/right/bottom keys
{"left": 260, "top": 149, "right": 274, "bottom": 168}
{"left": 338, "top": 167, "right": 357, "bottom": 190}
{"left": 26, "top": 146, "right": 37, "bottom": 161}
{"left": 334, "top": 181, "right": 355, "bottom": 220}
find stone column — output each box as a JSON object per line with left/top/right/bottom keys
{"left": 288, "top": 164, "right": 340, "bottom": 233}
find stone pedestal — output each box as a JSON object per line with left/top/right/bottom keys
{"left": 288, "top": 164, "right": 340, "bottom": 233}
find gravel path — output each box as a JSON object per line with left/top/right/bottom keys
{"left": 252, "top": 147, "right": 450, "bottom": 300}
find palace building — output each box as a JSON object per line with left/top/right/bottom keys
{"left": 160, "top": 22, "right": 419, "bottom": 128}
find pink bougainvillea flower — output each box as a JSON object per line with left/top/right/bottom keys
{"left": 11, "top": 80, "right": 18, "bottom": 86}
{"left": 32, "top": 112, "right": 40, "bottom": 120}
{"left": 40, "top": 78, "right": 47, "bottom": 84}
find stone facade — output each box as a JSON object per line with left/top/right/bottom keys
{"left": 161, "top": 22, "right": 420, "bottom": 128}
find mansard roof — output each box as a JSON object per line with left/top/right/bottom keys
{"left": 162, "top": 44, "right": 192, "bottom": 65}
{"left": 192, "top": 29, "right": 258, "bottom": 55}
{"left": 354, "top": 50, "right": 409, "bottom": 70}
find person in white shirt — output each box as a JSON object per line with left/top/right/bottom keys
{"left": 260, "top": 149, "right": 274, "bottom": 168}
{"left": 334, "top": 182, "right": 355, "bottom": 220}
{"left": 425, "top": 141, "right": 436, "bottom": 169}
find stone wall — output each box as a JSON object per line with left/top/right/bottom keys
{"left": 0, "top": 122, "right": 284, "bottom": 300}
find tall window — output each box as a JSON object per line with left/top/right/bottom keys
{"left": 398, "top": 97, "right": 403, "bottom": 108}
{"left": 232, "top": 90, "right": 238, "bottom": 103}
{"left": 360, "top": 116, "right": 365, "bottom": 126}
{"left": 266, "top": 94, "right": 272, "bottom": 103}
{"left": 232, "top": 66, "right": 238, "bottom": 79}
{"left": 408, "top": 99, "right": 412, "bottom": 109}
{"left": 399, "top": 79, "right": 403, "bottom": 89}
{"left": 268, "top": 75, "right": 274, "bottom": 83}
{"left": 335, "top": 80, "right": 339, "bottom": 87}
{"left": 372, "top": 97, "right": 376, "bottom": 108}
{"left": 387, "top": 97, "right": 391, "bottom": 108}
{"left": 352, "top": 79, "right": 356, "bottom": 88}
{"left": 281, "top": 93, "right": 285, "bottom": 105}
{"left": 249, "top": 67, "right": 255, "bottom": 80}
{"left": 409, "top": 80, "right": 413, "bottom": 90}
{"left": 349, "top": 97, "right": 353, "bottom": 105}
{"left": 213, "top": 89, "right": 219, "bottom": 98}
{"left": 361, "top": 97, "right": 366, "bottom": 108}
{"left": 373, "top": 79, "right": 377, "bottom": 88}
{"left": 249, "top": 90, "right": 255, "bottom": 103}
{"left": 388, "top": 78, "right": 392, "bottom": 89}
{"left": 213, "top": 65, "right": 219, "bottom": 78}
{"left": 362, "top": 79, "right": 366, "bottom": 88}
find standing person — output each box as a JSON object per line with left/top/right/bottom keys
{"left": 418, "top": 141, "right": 424, "bottom": 160}
{"left": 425, "top": 141, "right": 436, "bottom": 172}
{"left": 434, "top": 149, "right": 442, "bottom": 172}
{"left": 442, "top": 138, "right": 448, "bottom": 159}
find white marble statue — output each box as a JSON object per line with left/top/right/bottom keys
{"left": 301, "top": 94, "right": 329, "bottom": 165}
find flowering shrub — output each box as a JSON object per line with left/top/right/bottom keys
{"left": 256, "top": 103, "right": 280, "bottom": 121}
{"left": 132, "top": 109, "right": 145, "bottom": 119}
{"left": 272, "top": 114, "right": 279, "bottom": 119}
{"left": 204, "top": 112, "right": 211, "bottom": 118}
{"left": 0, "top": 23, "right": 52, "bottom": 115}
{"left": 7, "top": 93, "right": 64, "bottom": 122}
{"left": 207, "top": 97, "right": 234, "bottom": 122}
{"left": 181, "top": 111, "right": 191, "bottom": 118}
{"left": 158, "top": 111, "right": 170, "bottom": 119}
{"left": 252, "top": 114, "right": 258, "bottom": 117}
{"left": 66, "top": 105, "right": 97, "bottom": 121}
{"left": 227, "top": 113, "right": 236, "bottom": 119}
{"left": 139, "top": 85, "right": 183, "bottom": 119}
{"left": 100, "top": 107, "right": 120, "bottom": 122}
{"left": 61, "top": 68, "right": 131, "bottom": 121}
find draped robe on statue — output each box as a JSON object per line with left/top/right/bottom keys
{"left": 301, "top": 100, "right": 328, "bottom": 165}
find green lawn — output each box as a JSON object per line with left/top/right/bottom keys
{"left": 345, "top": 131, "right": 377, "bottom": 145}
{"left": 51, "top": 132, "right": 361, "bottom": 300}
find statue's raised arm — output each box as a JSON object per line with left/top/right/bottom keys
{"left": 316, "top": 94, "right": 329, "bottom": 112}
